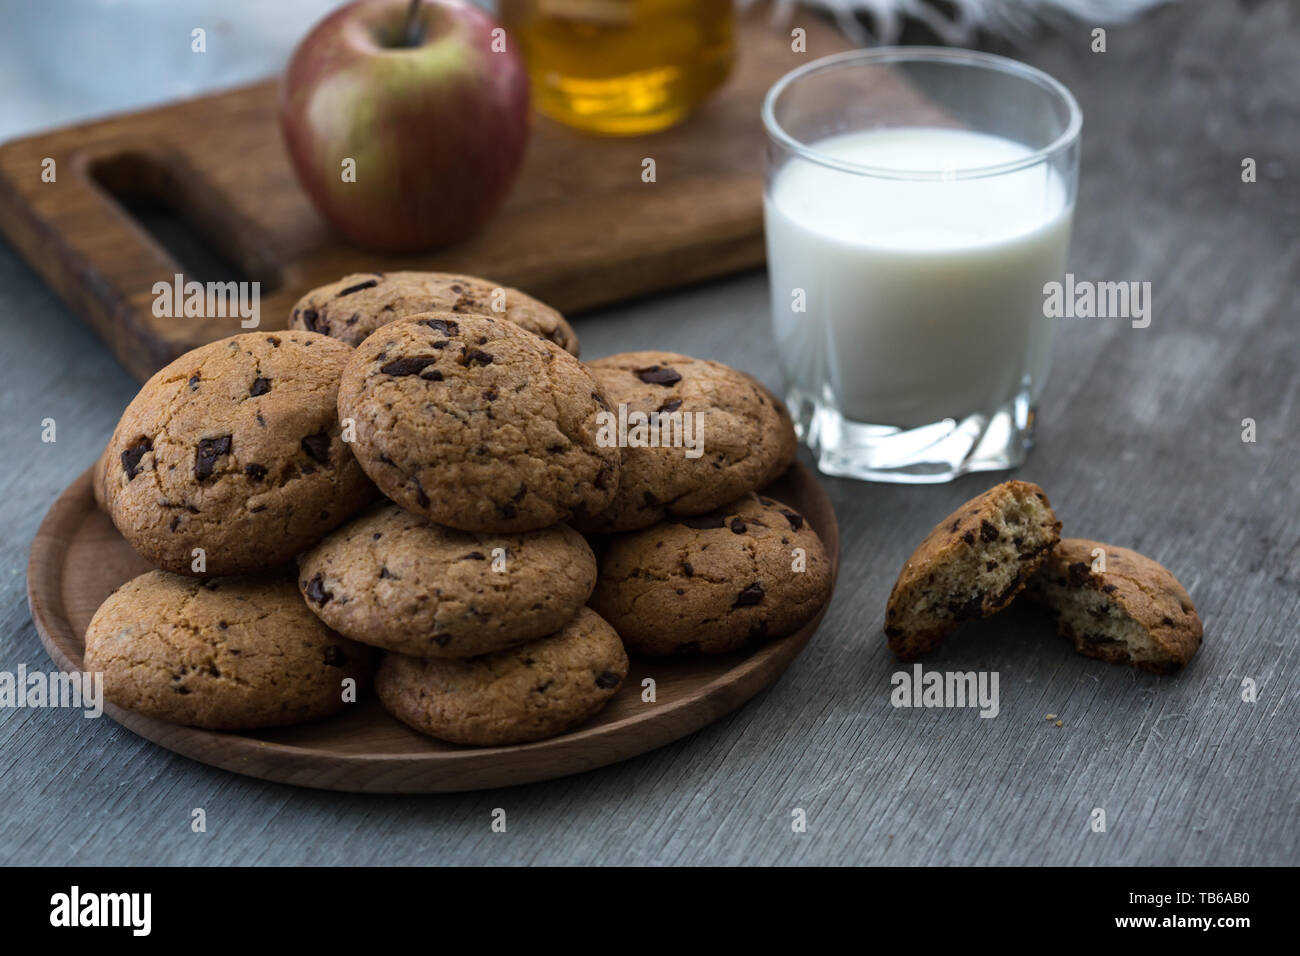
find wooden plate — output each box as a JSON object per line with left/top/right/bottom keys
{"left": 27, "top": 464, "right": 839, "bottom": 792}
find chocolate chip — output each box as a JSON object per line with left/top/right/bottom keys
{"left": 194, "top": 435, "right": 231, "bottom": 480}
{"left": 187, "top": 374, "right": 200, "bottom": 391}
{"left": 980, "top": 520, "right": 999, "bottom": 543}
{"left": 1161, "top": 616, "right": 1174, "bottom": 626}
{"left": 462, "top": 349, "right": 494, "bottom": 367}
{"left": 169, "top": 516, "right": 180, "bottom": 531}
{"left": 730, "top": 517, "right": 747, "bottom": 534}
{"left": 734, "top": 583, "right": 764, "bottom": 606}
{"left": 379, "top": 567, "right": 392, "bottom": 578}
{"left": 323, "top": 645, "right": 348, "bottom": 667}
{"left": 1067, "top": 562, "right": 1092, "bottom": 587}
{"left": 595, "top": 671, "right": 620, "bottom": 689}
{"left": 1083, "top": 632, "right": 1120, "bottom": 646}
{"left": 682, "top": 562, "right": 694, "bottom": 577}
{"left": 244, "top": 463, "right": 267, "bottom": 480}
{"left": 305, "top": 573, "right": 332, "bottom": 605}
{"left": 301, "top": 431, "right": 331, "bottom": 464}
{"left": 381, "top": 356, "right": 439, "bottom": 377}
{"left": 985, "top": 560, "right": 999, "bottom": 571}
{"left": 300, "top": 308, "right": 320, "bottom": 332}
{"left": 266, "top": 336, "right": 280, "bottom": 347}
{"left": 433, "top": 634, "right": 452, "bottom": 647}
{"left": 962, "top": 530, "right": 976, "bottom": 545}
{"left": 658, "top": 398, "right": 683, "bottom": 413}
{"left": 120, "top": 438, "right": 152, "bottom": 479}
{"left": 337, "top": 279, "right": 378, "bottom": 297}
{"left": 1102, "top": 584, "right": 1118, "bottom": 593}
{"left": 635, "top": 365, "right": 682, "bottom": 386}
{"left": 781, "top": 510, "right": 804, "bottom": 531}
{"left": 679, "top": 513, "right": 725, "bottom": 530}
{"left": 462, "top": 551, "right": 486, "bottom": 560}
{"left": 422, "top": 318, "right": 459, "bottom": 335}
{"left": 249, "top": 377, "right": 271, "bottom": 396}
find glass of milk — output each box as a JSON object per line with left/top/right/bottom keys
{"left": 762, "top": 48, "right": 1081, "bottom": 483}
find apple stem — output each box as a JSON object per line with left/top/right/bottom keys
{"left": 403, "top": 0, "right": 423, "bottom": 47}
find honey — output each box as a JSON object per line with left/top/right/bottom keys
{"left": 498, "top": 0, "right": 734, "bottom": 135}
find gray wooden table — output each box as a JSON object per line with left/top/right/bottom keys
{"left": 2, "top": 1, "right": 1297, "bottom": 866}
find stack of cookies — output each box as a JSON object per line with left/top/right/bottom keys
{"left": 85, "top": 271, "right": 833, "bottom": 746}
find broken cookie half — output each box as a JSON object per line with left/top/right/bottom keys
{"left": 1027, "top": 538, "right": 1203, "bottom": 673}
{"left": 885, "top": 480, "right": 1061, "bottom": 660}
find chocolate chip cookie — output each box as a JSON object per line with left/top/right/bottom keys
{"left": 574, "top": 352, "right": 796, "bottom": 533}
{"left": 590, "top": 492, "right": 833, "bottom": 655}
{"left": 104, "top": 331, "right": 374, "bottom": 576}
{"left": 84, "top": 571, "right": 374, "bottom": 730}
{"left": 884, "top": 480, "right": 1061, "bottom": 660}
{"left": 288, "top": 271, "right": 579, "bottom": 356}
{"left": 299, "top": 503, "right": 597, "bottom": 658}
{"left": 1027, "top": 538, "right": 1203, "bottom": 673}
{"left": 376, "top": 606, "right": 628, "bottom": 745}
{"left": 338, "top": 313, "right": 619, "bottom": 532}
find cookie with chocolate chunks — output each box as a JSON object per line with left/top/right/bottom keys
{"left": 299, "top": 503, "right": 597, "bottom": 658}
{"left": 104, "top": 331, "right": 374, "bottom": 576}
{"left": 375, "top": 607, "right": 628, "bottom": 746}
{"left": 338, "top": 313, "right": 619, "bottom": 532}
{"left": 590, "top": 492, "right": 832, "bottom": 655}
{"left": 1027, "top": 538, "right": 1202, "bottom": 673}
{"left": 288, "top": 271, "right": 579, "bottom": 355}
{"left": 573, "top": 351, "right": 796, "bottom": 533}
{"left": 884, "top": 480, "right": 1061, "bottom": 660}
{"left": 84, "top": 571, "right": 374, "bottom": 730}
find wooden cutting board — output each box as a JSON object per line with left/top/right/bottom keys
{"left": 0, "top": 10, "right": 851, "bottom": 383}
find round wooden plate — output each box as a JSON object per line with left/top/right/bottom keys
{"left": 28, "top": 464, "right": 838, "bottom": 793}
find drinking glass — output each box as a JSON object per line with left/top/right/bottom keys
{"left": 762, "top": 48, "right": 1082, "bottom": 483}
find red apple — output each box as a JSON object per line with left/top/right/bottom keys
{"left": 279, "top": 0, "right": 530, "bottom": 251}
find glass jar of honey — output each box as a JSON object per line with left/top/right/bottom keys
{"left": 498, "top": 0, "right": 734, "bottom": 135}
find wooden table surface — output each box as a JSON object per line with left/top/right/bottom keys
{"left": 2, "top": 0, "right": 1297, "bottom": 866}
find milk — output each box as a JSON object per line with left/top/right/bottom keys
{"left": 764, "top": 127, "right": 1073, "bottom": 429}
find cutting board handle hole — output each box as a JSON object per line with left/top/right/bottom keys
{"left": 88, "top": 152, "right": 281, "bottom": 294}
